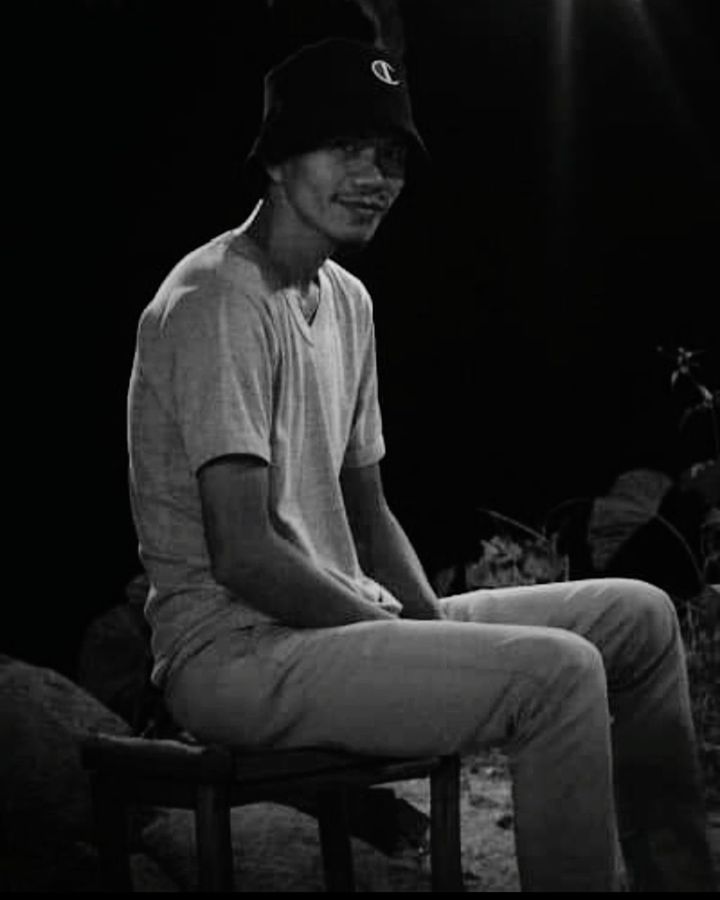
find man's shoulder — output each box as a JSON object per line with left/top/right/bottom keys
{"left": 141, "top": 230, "right": 269, "bottom": 333}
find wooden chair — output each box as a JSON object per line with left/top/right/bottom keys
{"left": 81, "top": 733, "right": 464, "bottom": 892}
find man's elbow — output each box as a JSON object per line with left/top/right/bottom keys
{"left": 210, "top": 536, "right": 275, "bottom": 596}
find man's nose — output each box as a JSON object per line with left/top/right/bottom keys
{"left": 350, "top": 148, "right": 385, "bottom": 183}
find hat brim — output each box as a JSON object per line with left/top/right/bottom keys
{"left": 247, "top": 111, "right": 428, "bottom": 175}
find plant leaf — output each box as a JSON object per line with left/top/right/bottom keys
{"left": 588, "top": 469, "right": 674, "bottom": 570}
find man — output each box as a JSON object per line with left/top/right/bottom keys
{"left": 128, "top": 38, "right": 716, "bottom": 891}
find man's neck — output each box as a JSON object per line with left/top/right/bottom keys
{"left": 245, "top": 197, "right": 333, "bottom": 292}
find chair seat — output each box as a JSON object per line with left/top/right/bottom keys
{"left": 82, "top": 732, "right": 448, "bottom": 785}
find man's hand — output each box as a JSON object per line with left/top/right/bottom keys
{"left": 341, "top": 463, "right": 444, "bottom": 620}
{"left": 396, "top": 589, "right": 445, "bottom": 621}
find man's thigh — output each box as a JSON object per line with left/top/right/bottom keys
{"left": 442, "top": 577, "right": 662, "bottom": 632}
{"left": 242, "top": 616, "right": 604, "bottom": 756}
{"left": 166, "top": 615, "right": 602, "bottom": 756}
{"left": 441, "top": 578, "right": 605, "bottom": 626}
{"left": 442, "top": 577, "right": 679, "bottom": 692}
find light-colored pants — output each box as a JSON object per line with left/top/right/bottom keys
{"left": 165, "top": 578, "right": 716, "bottom": 892}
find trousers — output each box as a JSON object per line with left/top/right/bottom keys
{"left": 165, "top": 577, "right": 717, "bottom": 891}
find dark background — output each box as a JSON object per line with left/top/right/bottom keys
{"left": 11, "top": 0, "right": 719, "bottom": 674}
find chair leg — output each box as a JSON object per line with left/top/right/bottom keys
{"left": 195, "top": 783, "right": 235, "bottom": 892}
{"left": 430, "top": 756, "right": 464, "bottom": 892}
{"left": 317, "top": 788, "right": 356, "bottom": 892}
{"left": 89, "top": 772, "right": 134, "bottom": 892}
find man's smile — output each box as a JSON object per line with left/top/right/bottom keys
{"left": 335, "top": 196, "right": 388, "bottom": 214}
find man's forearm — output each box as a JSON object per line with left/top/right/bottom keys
{"left": 215, "top": 531, "right": 397, "bottom": 628}
{"left": 356, "top": 505, "right": 443, "bottom": 620}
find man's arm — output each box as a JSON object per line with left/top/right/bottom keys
{"left": 340, "top": 463, "right": 443, "bottom": 620}
{"left": 198, "top": 455, "right": 396, "bottom": 627}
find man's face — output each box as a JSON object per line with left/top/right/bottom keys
{"left": 270, "top": 135, "right": 407, "bottom": 249}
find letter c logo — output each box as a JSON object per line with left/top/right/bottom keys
{"left": 371, "top": 59, "right": 401, "bottom": 86}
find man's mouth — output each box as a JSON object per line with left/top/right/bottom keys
{"left": 336, "top": 197, "right": 388, "bottom": 214}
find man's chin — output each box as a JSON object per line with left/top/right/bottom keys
{"left": 333, "top": 225, "right": 378, "bottom": 253}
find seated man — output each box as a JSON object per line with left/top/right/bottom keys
{"left": 127, "top": 38, "right": 717, "bottom": 891}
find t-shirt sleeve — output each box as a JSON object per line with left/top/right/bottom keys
{"left": 168, "top": 285, "right": 276, "bottom": 474}
{"left": 343, "top": 308, "right": 386, "bottom": 469}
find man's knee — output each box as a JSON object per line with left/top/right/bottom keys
{"left": 520, "top": 628, "right": 607, "bottom": 696}
{"left": 508, "top": 630, "right": 609, "bottom": 748}
{"left": 604, "top": 578, "right": 679, "bottom": 650}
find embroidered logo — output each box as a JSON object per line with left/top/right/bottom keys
{"left": 371, "top": 59, "right": 401, "bottom": 86}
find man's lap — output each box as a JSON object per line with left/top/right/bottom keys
{"left": 164, "top": 580, "right": 628, "bottom": 752}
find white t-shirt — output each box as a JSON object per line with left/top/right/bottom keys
{"left": 128, "top": 227, "right": 402, "bottom": 688}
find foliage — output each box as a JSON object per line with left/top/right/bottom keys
{"left": 434, "top": 344, "right": 720, "bottom": 807}
{"left": 434, "top": 511, "right": 569, "bottom": 596}
{"left": 678, "top": 585, "right": 720, "bottom": 807}
{"left": 658, "top": 344, "right": 720, "bottom": 457}
{"left": 588, "top": 469, "right": 674, "bottom": 569}
{"left": 464, "top": 534, "right": 568, "bottom": 589}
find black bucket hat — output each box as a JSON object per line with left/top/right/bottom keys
{"left": 247, "top": 38, "right": 428, "bottom": 173}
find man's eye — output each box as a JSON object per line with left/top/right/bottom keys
{"left": 328, "top": 139, "right": 406, "bottom": 175}
{"left": 380, "top": 146, "right": 406, "bottom": 173}
{"left": 385, "top": 146, "right": 406, "bottom": 164}
{"left": 331, "top": 139, "right": 364, "bottom": 155}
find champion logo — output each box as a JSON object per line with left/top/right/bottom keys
{"left": 371, "top": 59, "right": 401, "bottom": 86}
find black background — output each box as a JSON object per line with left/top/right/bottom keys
{"left": 11, "top": 0, "right": 719, "bottom": 674}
